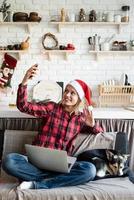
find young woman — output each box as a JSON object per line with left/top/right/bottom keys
{"left": 2, "top": 64, "right": 103, "bottom": 189}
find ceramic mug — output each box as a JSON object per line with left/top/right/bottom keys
{"left": 114, "top": 15, "right": 121, "bottom": 23}
{"left": 101, "top": 42, "right": 110, "bottom": 51}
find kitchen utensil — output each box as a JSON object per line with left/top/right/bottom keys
{"left": 107, "top": 34, "right": 115, "bottom": 43}
{"left": 13, "top": 12, "right": 28, "bottom": 22}
{"left": 29, "top": 12, "right": 41, "bottom": 22}
{"left": 33, "top": 80, "right": 62, "bottom": 103}
{"left": 101, "top": 42, "right": 110, "bottom": 51}
{"left": 21, "top": 36, "right": 30, "bottom": 50}
{"left": 88, "top": 36, "right": 94, "bottom": 50}
{"left": 88, "top": 37, "right": 92, "bottom": 45}
{"left": 120, "top": 73, "right": 126, "bottom": 85}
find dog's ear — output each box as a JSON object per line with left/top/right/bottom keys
{"left": 106, "top": 150, "right": 114, "bottom": 161}
{"left": 123, "top": 154, "right": 130, "bottom": 161}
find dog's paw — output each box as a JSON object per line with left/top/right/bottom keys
{"left": 96, "top": 170, "right": 106, "bottom": 177}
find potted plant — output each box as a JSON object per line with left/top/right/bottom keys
{"left": 0, "top": 0, "right": 11, "bottom": 22}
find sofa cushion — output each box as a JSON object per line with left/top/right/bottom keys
{"left": 1, "top": 130, "right": 38, "bottom": 182}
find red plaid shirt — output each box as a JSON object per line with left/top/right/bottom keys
{"left": 17, "top": 84, "right": 102, "bottom": 155}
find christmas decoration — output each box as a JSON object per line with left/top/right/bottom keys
{"left": 42, "top": 33, "right": 58, "bottom": 50}
{"left": 0, "top": 53, "right": 17, "bottom": 89}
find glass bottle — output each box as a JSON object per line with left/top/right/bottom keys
{"left": 121, "top": 5, "right": 130, "bottom": 22}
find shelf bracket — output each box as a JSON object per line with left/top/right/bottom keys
{"left": 58, "top": 24, "right": 61, "bottom": 32}
{"left": 64, "top": 52, "right": 68, "bottom": 60}
{"left": 18, "top": 52, "right": 21, "bottom": 60}
{"left": 47, "top": 52, "right": 51, "bottom": 61}
{"left": 95, "top": 52, "right": 99, "bottom": 61}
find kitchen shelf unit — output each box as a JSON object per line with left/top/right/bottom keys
{"left": 89, "top": 50, "right": 134, "bottom": 61}
{"left": 0, "top": 22, "right": 39, "bottom": 33}
{"left": 0, "top": 22, "right": 39, "bottom": 59}
{"left": 50, "top": 21, "right": 128, "bottom": 33}
{"left": 0, "top": 50, "right": 28, "bottom": 60}
{"left": 42, "top": 50, "right": 75, "bottom": 60}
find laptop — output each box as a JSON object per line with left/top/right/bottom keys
{"left": 25, "top": 144, "right": 76, "bottom": 173}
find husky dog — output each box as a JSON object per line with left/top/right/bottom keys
{"left": 77, "top": 149, "right": 129, "bottom": 178}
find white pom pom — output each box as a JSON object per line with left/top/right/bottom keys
{"left": 88, "top": 106, "right": 93, "bottom": 111}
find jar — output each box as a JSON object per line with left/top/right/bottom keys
{"left": 114, "top": 14, "right": 121, "bottom": 23}
{"left": 121, "top": 5, "right": 130, "bottom": 22}
{"left": 101, "top": 11, "right": 107, "bottom": 22}
{"left": 97, "top": 11, "right": 103, "bottom": 22}
{"left": 107, "top": 11, "right": 114, "bottom": 22}
{"left": 68, "top": 12, "right": 75, "bottom": 22}
{"left": 7, "top": 10, "right": 13, "bottom": 22}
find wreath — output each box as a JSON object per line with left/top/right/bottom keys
{"left": 42, "top": 33, "right": 59, "bottom": 50}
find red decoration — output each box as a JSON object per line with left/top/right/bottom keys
{"left": 0, "top": 53, "right": 17, "bottom": 88}
{"left": 66, "top": 43, "right": 75, "bottom": 50}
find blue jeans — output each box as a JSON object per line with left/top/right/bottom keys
{"left": 2, "top": 153, "right": 96, "bottom": 189}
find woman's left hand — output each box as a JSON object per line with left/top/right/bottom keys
{"left": 82, "top": 108, "right": 95, "bottom": 127}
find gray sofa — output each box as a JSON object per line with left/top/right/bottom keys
{"left": 0, "top": 130, "right": 134, "bottom": 200}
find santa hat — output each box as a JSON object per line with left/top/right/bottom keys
{"left": 69, "top": 79, "right": 92, "bottom": 105}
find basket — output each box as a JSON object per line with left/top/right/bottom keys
{"left": 98, "top": 85, "right": 134, "bottom": 107}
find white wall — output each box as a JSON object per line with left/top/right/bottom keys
{"left": 0, "top": 0, "right": 133, "bottom": 105}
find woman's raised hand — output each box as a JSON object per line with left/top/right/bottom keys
{"left": 21, "top": 64, "right": 38, "bottom": 85}
{"left": 83, "top": 108, "right": 95, "bottom": 127}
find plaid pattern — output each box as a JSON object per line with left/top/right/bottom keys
{"left": 17, "top": 84, "right": 101, "bottom": 155}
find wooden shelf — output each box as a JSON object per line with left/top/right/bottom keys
{"left": 42, "top": 50, "right": 75, "bottom": 60}
{"left": 0, "top": 22, "right": 39, "bottom": 33}
{"left": 50, "top": 21, "right": 128, "bottom": 33}
{"left": 0, "top": 50, "right": 28, "bottom": 60}
{"left": 89, "top": 50, "right": 134, "bottom": 61}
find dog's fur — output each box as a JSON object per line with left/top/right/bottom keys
{"left": 77, "top": 149, "right": 129, "bottom": 178}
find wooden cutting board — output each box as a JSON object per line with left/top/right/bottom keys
{"left": 33, "top": 80, "right": 62, "bottom": 103}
